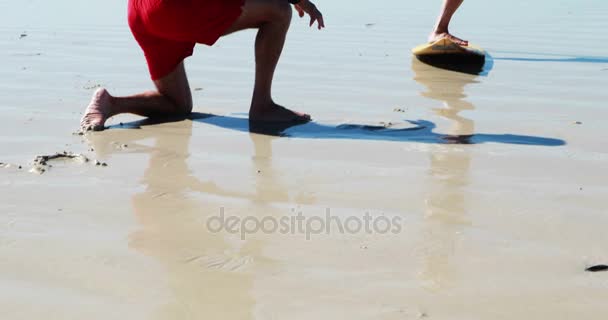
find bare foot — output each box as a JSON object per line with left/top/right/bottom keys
{"left": 429, "top": 31, "right": 468, "bottom": 46}
{"left": 249, "top": 102, "right": 311, "bottom": 123}
{"left": 80, "top": 88, "right": 114, "bottom": 132}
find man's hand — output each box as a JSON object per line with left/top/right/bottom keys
{"left": 294, "top": 0, "right": 325, "bottom": 30}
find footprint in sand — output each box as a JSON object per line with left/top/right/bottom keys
{"left": 186, "top": 253, "right": 254, "bottom": 272}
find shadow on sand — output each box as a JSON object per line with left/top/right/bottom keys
{"left": 105, "top": 53, "right": 564, "bottom": 147}
{"left": 491, "top": 51, "right": 608, "bottom": 64}
{"left": 108, "top": 113, "right": 565, "bottom": 147}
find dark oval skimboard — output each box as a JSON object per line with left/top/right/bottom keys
{"left": 412, "top": 38, "right": 486, "bottom": 74}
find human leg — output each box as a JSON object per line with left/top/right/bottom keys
{"left": 80, "top": 62, "right": 192, "bottom": 131}
{"left": 429, "top": 0, "right": 468, "bottom": 45}
{"left": 223, "top": 0, "right": 310, "bottom": 123}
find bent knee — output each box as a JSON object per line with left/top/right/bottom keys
{"left": 166, "top": 95, "right": 192, "bottom": 116}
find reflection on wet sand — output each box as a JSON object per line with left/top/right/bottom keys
{"left": 87, "top": 123, "right": 261, "bottom": 319}
{"left": 129, "top": 123, "right": 256, "bottom": 319}
{"left": 85, "top": 118, "right": 319, "bottom": 319}
{"left": 412, "top": 59, "right": 479, "bottom": 290}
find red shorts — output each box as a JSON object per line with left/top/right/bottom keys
{"left": 128, "top": 0, "right": 245, "bottom": 80}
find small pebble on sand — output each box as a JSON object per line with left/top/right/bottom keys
{"left": 83, "top": 82, "right": 102, "bottom": 90}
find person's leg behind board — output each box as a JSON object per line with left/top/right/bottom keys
{"left": 429, "top": 0, "right": 468, "bottom": 45}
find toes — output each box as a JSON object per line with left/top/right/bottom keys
{"left": 288, "top": 111, "right": 311, "bottom": 124}
{"left": 80, "top": 123, "right": 104, "bottom": 132}
{"left": 447, "top": 35, "right": 468, "bottom": 46}
{"left": 282, "top": 108, "right": 311, "bottom": 123}
{"left": 433, "top": 33, "right": 468, "bottom": 46}
{"left": 298, "top": 113, "right": 312, "bottom": 122}
{"left": 79, "top": 114, "right": 105, "bottom": 132}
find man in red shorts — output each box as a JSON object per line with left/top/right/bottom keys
{"left": 81, "top": 0, "right": 325, "bottom": 131}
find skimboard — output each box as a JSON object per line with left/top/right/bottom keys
{"left": 412, "top": 37, "right": 485, "bottom": 58}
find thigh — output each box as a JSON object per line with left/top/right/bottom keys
{"left": 129, "top": 2, "right": 196, "bottom": 80}
{"left": 222, "top": 0, "right": 291, "bottom": 35}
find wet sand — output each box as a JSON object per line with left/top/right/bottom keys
{"left": 2, "top": 0, "right": 608, "bottom": 319}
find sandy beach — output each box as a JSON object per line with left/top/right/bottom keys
{"left": 2, "top": 0, "right": 608, "bottom": 319}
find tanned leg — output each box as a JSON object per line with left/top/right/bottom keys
{"left": 80, "top": 62, "right": 192, "bottom": 131}
{"left": 429, "top": 0, "right": 468, "bottom": 46}
{"left": 223, "top": 0, "right": 310, "bottom": 123}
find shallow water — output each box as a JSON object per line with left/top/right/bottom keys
{"left": 1, "top": 1, "right": 608, "bottom": 319}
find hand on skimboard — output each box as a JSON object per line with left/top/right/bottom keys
{"left": 412, "top": 37, "right": 485, "bottom": 58}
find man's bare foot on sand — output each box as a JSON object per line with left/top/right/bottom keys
{"left": 429, "top": 31, "right": 468, "bottom": 46}
{"left": 249, "top": 101, "right": 311, "bottom": 123}
{"left": 80, "top": 88, "right": 114, "bottom": 132}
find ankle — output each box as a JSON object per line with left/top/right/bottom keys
{"left": 250, "top": 96, "right": 274, "bottom": 110}
{"left": 105, "top": 94, "right": 117, "bottom": 118}
{"left": 432, "top": 23, "right": 449, "bottom": 35}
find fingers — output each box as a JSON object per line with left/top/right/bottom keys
{"left": 312, "top": 12, "right": 324, "bottom": 29}
{"left": 296, "top": 3, "right": 325, "bottom": 30}
{"left": 317, "top": 13, "right": 325, "bottom": 29}
{"left": 308, "top": 11, "right": 324, "bottom": 29}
